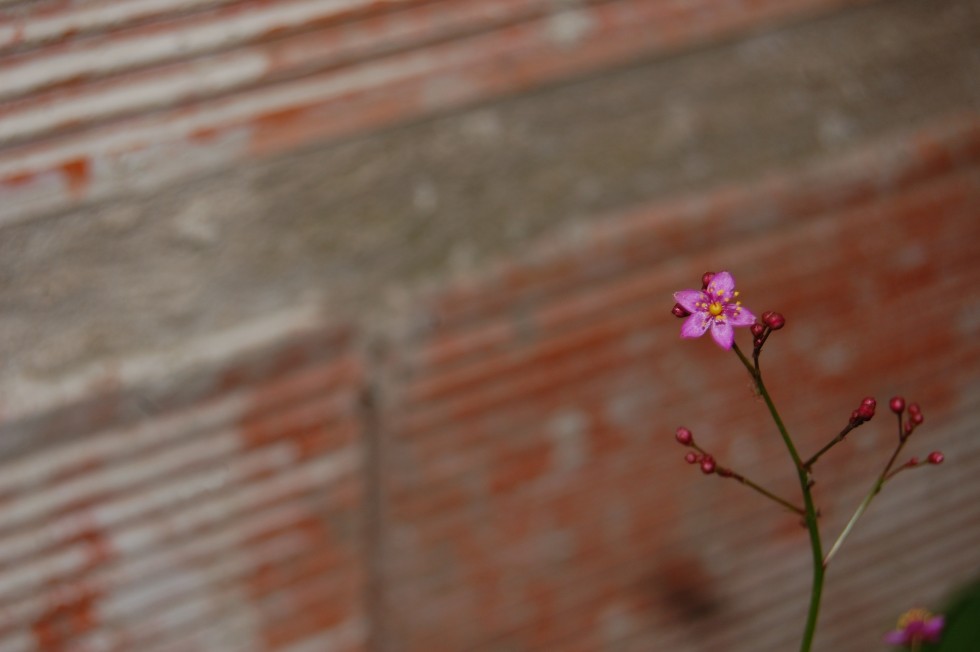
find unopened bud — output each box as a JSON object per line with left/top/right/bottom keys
{"left": 701, "top": 272, "right": 716, "bottom": 289}
{"left": 854, "top": 397, "right": 875, "bottom": 420}
{"left": 907, "top": 457, "right": 920, "bottom": 467}
{"left": 672, "top": 303, "right": 691, "bottom": 318}
{"left": 908, "top": 403, "right": 921, "bottom": 415}
{"left": 700, "top": 455, "right": 716, "bottom": 474}
{"left": 763, "top": 312, "right": 786, "bottom": 330}
{"left": 889, "top": 396, "right": 906, "bottom": 414}
{"left": 927, "top": 451, "right": 944, "bottom": 465}
{"left": 684, "top": 452, "right": 698, "bottom": 464}
{"left": 910, "top": 411, "right": 924, "bottom": 426}
{"left": 754, "top": 338, "right": 764, "bottom": 348}
{"left": 750, "top": 323, "right": 765, "bottom": 338}
{"left": 675, "top": 427, "right": 694, "bottom": 446}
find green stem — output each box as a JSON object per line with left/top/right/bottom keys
{"left": 690, "top": 442, "right": 804, "bottom": 515}
{"left": 733, "top": 343, "right": 824, "bottom": 652}
{"left": 803, "top": 423, "right": 857, "bottom": 470}
{"left": 727, "top": 470, "right": 806, "bottom": 516}
{"left": 824, "top": 419, "right": 908, "bottom": 567}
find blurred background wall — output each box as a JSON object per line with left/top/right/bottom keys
{"left": 0, "top": 0, "right": 978, "bottom": 650}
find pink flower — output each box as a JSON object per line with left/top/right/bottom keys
{"left": 673, "top": 271, "right": 755, "bottom": 350}
{"left": 884, "top": 608, "right": 944, "bottom": 646}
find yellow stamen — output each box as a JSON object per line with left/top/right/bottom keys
{"left": 898, "top": 608, "right": 931, "bottom": 629}
{"left": 708, "top": 302, "right": 723, "bottom": 317}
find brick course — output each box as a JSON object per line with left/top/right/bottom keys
{"left": 1, "top": 1, "right": 978, "bottom": 650}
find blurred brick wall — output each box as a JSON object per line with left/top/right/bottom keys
{"left": 0, "top": 0, "right": 875, "bottom": 228}
{"left": 1, "top": 1, "right": 978, "bottom": 651}
{"left": 377, "top": 116, "right": 980, "bottom": 650}
{"left": 0, "top": 329, "right": 369, "bottom": 651}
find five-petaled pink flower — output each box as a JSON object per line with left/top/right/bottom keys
{"left": 884, "top": 608, "right": 944, "bottom": 647}
{"left": 673, "top": 271, "right": 755, "bottom": 350}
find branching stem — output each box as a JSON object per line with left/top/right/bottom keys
{"left": 690, "top": 443, "right": 804, "bottom": 515}
{"left": 824, "top": 414, "right": 908, "bottom": 567}
{"left": 733, "top": 342, "right": 824, "bottom": 652}
{"left": 803, "top": 423, "right": 858, "bottom": 470}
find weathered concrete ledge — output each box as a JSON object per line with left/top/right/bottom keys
{"left": 0, "top": 0, "right": 977, "bottom": 421}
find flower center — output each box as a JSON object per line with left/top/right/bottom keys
{"left": 708, "top": 302, "right": 723, "bottom": 317}
{"left": 898, "top": 608, "right": 931, "bottom": 630}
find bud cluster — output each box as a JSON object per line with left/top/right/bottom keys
{"left": 891, "top": 396, "right": 926, "bottom": 440}
{"left": 883, "top": 397, "right": 944, "bottom": 478}
{"left": 850, "top": 396, "right": 877, "bottom": 425}
{"left": 676, "top": 427, "right": 720, "bottom": 474}
{"left": 750, "top": 310, "right": 786, "bottom": 350}
{"left": 897, "top": 451, "right": 944, "bottom": 472}
{"left": 683, "top": 449, "right": 717, "bottom": 475}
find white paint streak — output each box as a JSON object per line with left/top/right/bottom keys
{"left": 0, "top": 0, "right": 403, "bottom": 98}
{"left": 0, "top": 52, "right": 270, "bottom": 146}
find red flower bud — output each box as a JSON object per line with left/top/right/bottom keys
{"left": 763, "top": 312, "right": 786, "bottom": 330}
{"left": 856, "top": 404, "right": 875, "bottom": 421}
{"left": 907, "top": 457, "right": 920, "bottom": 467}
{"left": 684, "top": 452, "right": 698, "bottom": 464}
{"left": 908, "top": 402, "right": 921, "bottom": 415}
{"left": 750, "top": 323, "right": 765, "bottom": 338}
{"left": 675, "top": 427, "right": 693, "bottom": 446}
{"left": 889, "top": 396, "right": 906, "bottom": 414}
{"left": 701, "top": 272, "right": 716, "bottom": 289}
{"left": 862, "top": 396, "right": 876, "bottom": 408}
{"left": 927, "top": 451, "right": 944, "bottom": 465}
{"left": 910, "top": 411, "right": 924, "bottom": 426}
{"left": 761, "top": 311, "right": 775, "bottom": 323}
{"left": 700, "top": 455, "right": 716, "bottom": 474}
{"left": 672, "top": 303, "right": 691, "bottom": 318}
{"left": 754, "top": 338, "right": 764, "bottom": 348}
{"left": 904, "top": 422, "right": 914, "bottom": 437}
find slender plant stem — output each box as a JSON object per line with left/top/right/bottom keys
{"left": 726, "top": 470, "right": 806, "bottom": 516}
{"left": 690, "top": 442, "right": 804, "bottom": 514}
{"left": 733, "top": 343, "right": 824, "bottom": 652}
{"left": 824, "top": 418, "right": 908, "bottom": 567}
{"left": 803, "top": 423, "right": 857, "bottom": 470}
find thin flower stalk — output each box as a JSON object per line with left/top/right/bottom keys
{"left": 733, "top": 342, "right": 824, "bottom": 652}
{"left": 824, "top": 413, "right": 909, "bottom": 567}
{"left": 722, "top": 467, "right": 805, "bottom": 516}
{"left": 803, "top": 423, "right": 858, "bottom": 470}
{"left": 686, "top": 441, "right": 804, "bottom": 515}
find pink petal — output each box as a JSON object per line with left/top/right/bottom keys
{"left": 707, "top": 271, "right": 735, "bottom": 297}
{"left": 673, "top": 290, "right": 705, "bottom": 313}
{"left": 883, "top": 630, "right": 909, "bottom": 645}
{"left": 728, "top": 306, "right": 756, "bottom": 327}
{"left": 680, "top": 312, "right": 711, "bottom": 339}
{"left": 710, "top": 320, "right": 734, "bottom": 349}
{"left": 922, "top": 616, "right": 945, "bottom": 641}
